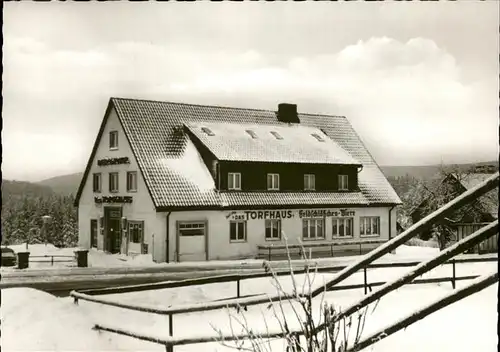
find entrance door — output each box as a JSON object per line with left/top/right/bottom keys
{"left": 177, "top": 221, "right": 207, "bottom": 261}
{"left": 104, "top": 207, "right": 122, "bottom": 254}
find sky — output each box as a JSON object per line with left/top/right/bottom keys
{"left": 2, "top": 1, "right": 499, "bottom": 182}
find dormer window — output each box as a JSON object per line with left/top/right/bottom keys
{"left": 304, "top": 174, "right": 315, "bottom": 191}
{"left": 267, "top": 173, "right": 280, "bottom": 190}
{"left": 201, "top": 127, "right": 215, "bottom": 136}
{"left": 311, "top": 133, "right": 325, "bottom": 142}
{"left": 228, "top": 173, "right": 241, "bottom": 190}
{"left": 338, "top": 174, "right": 349, "bottom": 191}
{"left": 245, "top": 129, "right": 258, "bottom": 139}
{"left": 109, "top": 131, "right": 119, "bottom": 150}
{"left": 270, "top": 131, "right": 283, "bottom": 140}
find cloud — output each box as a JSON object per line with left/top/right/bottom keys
{"left": 154, "top": 37, "right": 497, "bottom": 165}
{"left": 2, "top": 35, "right": 498, "bottom": 181}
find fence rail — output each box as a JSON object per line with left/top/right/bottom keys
{"left": 258, "top": 239, "right": 387, "bottom": 260}
{"left": 29, "top": 255, "right": 75, "bottom": 266}
{"left": 77, "top": 255, "right": 498, "bottom": 297}
{"left": 92, "top": 272, "right": 499, "bottom": 351}
{"left": 71, "top": 253, "right": 497, "bottom": 349}
{"left": 346, "top": 272, "right": 499, "bottom": 352}
{"left": 81, "top": 173, "right": 499, "bottom": 352}
{"left": 310, "top": 220, "right": 498, "bottom": 334}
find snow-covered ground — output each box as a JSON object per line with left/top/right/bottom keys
{"left": 5, "top": 243, "right": 158, "bottom": 269}
{"left": 2, "top": 244, "right": 497, "bottom": 352}
{"left": 2, "top": 242, "right": 487, "bottom": 274}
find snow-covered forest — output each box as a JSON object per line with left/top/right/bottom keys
{"left": 1, "top": 180, "right": 78, "bottom": 247}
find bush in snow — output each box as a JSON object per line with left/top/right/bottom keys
{"left": 213, "top": 234, "right": 373, "bottom": 352}
{"left": 405, "top": 237, "right": 439, "bottom": 248}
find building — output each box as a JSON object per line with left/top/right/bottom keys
{"left": 410, "top": 171, "right": 498, "bottom": 252}
{"left": 74, "top": 98, "right": 401, "bottom": 262}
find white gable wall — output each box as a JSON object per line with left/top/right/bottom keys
{"left": 77, "top": 107, "right": 165, "bottom": 261}
{"left": 77, "top": 105, "right": 398, "bottom": 263}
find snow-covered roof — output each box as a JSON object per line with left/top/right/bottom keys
{"left": 74, "top": 97, "right": 401, "bottom": 210}
{"left": 183, "top": 121, "right": 361, "bottom": 165}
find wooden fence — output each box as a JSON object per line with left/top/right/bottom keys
{"left": 74, "top": 254, "right": 497, "bottom": 351}
{"left": 77, "top": 256, "right": 497, "bottom": 297}
{"left": 455, "top": 222, "right": 498, "bottom": 254}
{"left": 257, "top": 239, "right": 387, "bottom": 261}
{"left": 79, "top": 173, "right": 499, "bottom": 352}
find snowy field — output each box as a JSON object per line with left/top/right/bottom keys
{"left": 2, "top": 245, "right": 497, "bottom": 352}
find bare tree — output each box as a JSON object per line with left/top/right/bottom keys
{"left": 414, "top": 163, "right": 487, "bottom": 250}
{"left": 213, "top": 233, "right": 373, "bottom": 352}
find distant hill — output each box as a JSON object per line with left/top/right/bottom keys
{"left": 1, "top": 179, "right": 55, "bottom": 199}
{"left": 380, "top": 161, "right": 499, "bottom": 180}
{"left": 37, "top": 173, "right": 83, "bottom": 195}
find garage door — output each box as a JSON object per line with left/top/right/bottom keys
{"left": 177, "top": 222, "right": 207, "bottom": 262}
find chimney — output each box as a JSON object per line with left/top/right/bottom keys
{"left": 277, "top": 103, "right": 300, "bottom": 124}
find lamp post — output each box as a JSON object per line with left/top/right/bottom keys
{"left": 121, "top": 217, "right": 128, "bottom": 255}
{"left": 42, "top": 215, "right": 52, "bottom": 247}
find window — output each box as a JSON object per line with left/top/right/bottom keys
{"left": 230, "top": 221, "right": 246, "bottom": 242}
{"left": 109, "top": 172, "right": 119, "bottom": 193}
{"left": 311, "top": 133, "right": 325, "bottom": 142}
{"left": 128, "top": 221, "right": 144, "bottom": 243}
{"left": 92, "top": 173, "right": 102, "bottom": 193}
{"left": 360, "top": 217, "right": 381, "bottom": 237}
{"left": 338, "top": 174, "right": 349, "bottom": 191}
{"left": 90, "top": 219, "right": 98, "bottom": 248}
{"left": 332, "top": 218, "right": 354, "bottom": 238}
{"left": 304, "top": 174, "right": 315, "bottom": 191}
{"left": 302, "top": 218, "right": 325, "bottom": 240}
{"left": 201, "top": 127, "right": 215, "bottom": 136}
{"left": 127, "top": 171, "right": 137, "bottom": 192}
{"left": 265, "top": 219, "right": 281, "bottom": 240}
{"left": 109, "top": 131, "right": 119, "bottom": 150}
{"left": 228, "top": 173, "right": 241, "bottom": 190}
{"left": 245, "top": 129, "right": 258, "bottom": 139}
{"left": 270, "top": 131, "right": 283, "bottom": 140}
{"left": 179, "top": 222, "right": 206, "bottom": 236}
{"left": 267, "top": 173, "right": 280, "bottom": 190}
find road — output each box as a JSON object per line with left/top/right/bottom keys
{"left": 1, "top": 253, "right": 496, "bottom": 297}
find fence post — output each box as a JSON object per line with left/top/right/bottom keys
{"left": 167, "top": 314, "right": 174, "bottom": 352}
{"left": 363, "top": 267, "right": 368, "bottom": 295}
{"left": 268, "top": 247, "right": 271, "bottom": 261}
{"left": 51, "top": 256, "right": 54, "bottom": 266}
{"left": 237, "top": 278, "right": 241, "bottom": 298}
{"left": 359, "top": 242, "right": 362, "bottom": 255}
{"left": 451, "top": 259, "right": 456, "bottom": 289}
{"left": 331, "top": 244, "right": 334, "bottom": 257}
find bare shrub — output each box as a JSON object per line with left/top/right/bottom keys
{"left": 405, "top": 237, "right": 439, "bottom": 248}
{"left": 213, "top": 233, "right": 373, "bottom": 352}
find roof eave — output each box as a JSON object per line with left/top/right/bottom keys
{"left": 155, "top": 201, "right": 400, "bottom": 212}
{"left": 73, "top": 99, "right": 115, "bottom": 207}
